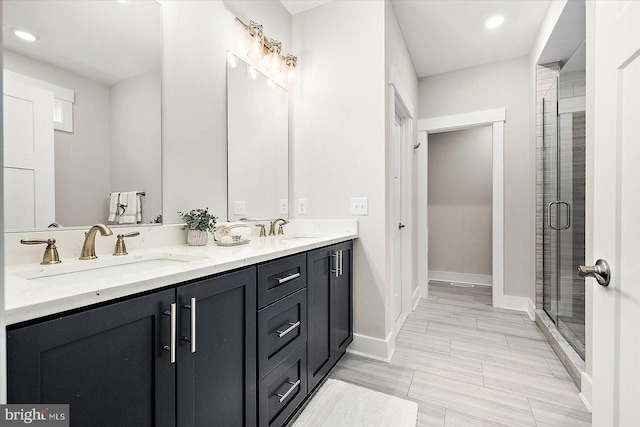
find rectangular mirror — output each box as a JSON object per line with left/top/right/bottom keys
{"left": 227, "top": 52, "right": 288, "bottom": 221}
{"left": 3, "top": 0, "right": 162, "bottom": 231}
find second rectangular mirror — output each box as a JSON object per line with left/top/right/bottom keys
{"left": 227, "top": 52, "right": 289, "bottom": 221}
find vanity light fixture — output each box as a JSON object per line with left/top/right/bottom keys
{"left": 246, "top": 21, "right": 264, "bottom": 60}
{"left": 268, "top": 40, "right": 283, "bottom": 75}
{"left": 235, "top": 17, "right": 298, "bottom": 86}
{"left": 11, "top": 27, "right": 39, "bottom": 42}
{"left": 484, "top": 15, "right": 505, "bottom": 29}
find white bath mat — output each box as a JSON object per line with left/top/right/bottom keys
{"left": 292, "top": 378, "right": 418, "bottom": 427}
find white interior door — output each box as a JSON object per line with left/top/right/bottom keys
{"left": 392, "top": 114, "right": 403, "bottom": 321}
{"left": 592, "top": 2, "right": 640, "bottom": 425}
{"left": 3, "top": 80, "right": 55, "bottom": 229}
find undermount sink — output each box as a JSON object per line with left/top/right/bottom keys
{"left": 14, "top": 252, "right": 207, "bottom": 286}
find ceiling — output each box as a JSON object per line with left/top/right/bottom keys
{"left": 391, "top": 0, "right": 551, "bottom": 78}
{"left": 280, "top": 0, "right": 551, "bottom": 79}
{"left": 3, "top": 0, "right": 162, "bottom": 86}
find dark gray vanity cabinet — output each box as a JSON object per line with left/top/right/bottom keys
{"left": 176, "top": 268, "right": 257, "bottom": 427}
{"left": 306, "top": 240, "right": 354, "bottom": 392}
{"left": 7, "top": 267, "right": 257, "bottom": 427}
{"left": 7, "top": 289, "right": 177, "bottom": 427}
{"left": 257, "top": 255, "right": 308, "bottom": 427}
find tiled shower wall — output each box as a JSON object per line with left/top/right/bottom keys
{"left": 536, "top": 63, "right": 560, "bottom": 309}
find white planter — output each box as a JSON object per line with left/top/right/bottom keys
{"left": 187, "top": 229, "right": 208, "bottom": 246}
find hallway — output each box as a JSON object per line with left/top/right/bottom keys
{"left": 330, "top": 282, "right": 592, "bottom": 426}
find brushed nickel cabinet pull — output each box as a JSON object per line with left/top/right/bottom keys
{"left": 183, "top": 298, "right": 196, "bottom": 353}
{"left": 277, "top": 272, "right": 300, "bottom": 284}
{"left": 163, "top": 303, "right": 177, "bottom": 364}
{"left": 276, "top": 321, "right": 301, "bottom": 338}
{"left": 276, "top": 380, "right": 301, "bottom": 403}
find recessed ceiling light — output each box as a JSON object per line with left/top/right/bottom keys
{"left": 11, "top": 28, "right": 39, "bottom": 42}
{"left": 484, "top": 15, "right": 505, "bottom": 29}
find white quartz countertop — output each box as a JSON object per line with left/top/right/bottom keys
{"left": 5, "top": 229, "right": 357, "bottom": 325}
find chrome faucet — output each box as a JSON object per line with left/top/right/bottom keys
{"left": 269, "top": 218, "right": 289, "bottom": 236}
{"left": 80, "top": 224, "right": 113, "bottom": 260}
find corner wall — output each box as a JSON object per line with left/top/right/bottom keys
{"left": 291, "top": 1, "right": 388, "bottom": 346}
{"left": 417, "top": 57, "right": 532, "bottom": 300}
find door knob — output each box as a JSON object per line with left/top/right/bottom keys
{"left": 398, "top": 223, "right": 405, "bottom": 229}
{"left": 578, "top": 259, "right": 610, "bottom": 287}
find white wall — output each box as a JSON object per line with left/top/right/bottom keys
{"left": 3, "top": 51, "right": 111, "bottom": 227}
{"left": 428, "top": 127, "right": 493, "bottom": 276}
{"left": 291, "top": 1, "right": 387, "bottom": 342}
{"left": 110, "top": 72, "right": 162, "bottom": 223}
{"left": 161, "top": 0, "right": 291, "bottom": 224}
{"left": 418, "top": 56, "right": 532, "bottom": 299}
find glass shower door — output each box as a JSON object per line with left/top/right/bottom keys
{"left": 543, "top": 80, "right": 559, "bottom": 320}
{"left": 542, "top": 52, "right": 586, "bottom": 360}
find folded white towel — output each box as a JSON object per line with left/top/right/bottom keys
{"left": 108, "top": 193, "right": 120, "bottom": 222}
{"left": 119, "top": 192, "right": 141, "bottom": 224}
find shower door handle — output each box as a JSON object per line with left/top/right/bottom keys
{"left": 547, "top": 202, "right": 558, "bottom": 230}
{"left": 557, "top": 201, "right": 571, "bottom": 230}
{"left": 578, "top": 259, "right": 610, "bottom": 287}
{"left": 547, "top": 201, "right": 571, "bottom": 230}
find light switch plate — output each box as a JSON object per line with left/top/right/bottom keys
{"left": 350, "top": 197, "right": 368, "bottom": 215}
{"left": 297, "top": 198, "right": 308, "bottom": 215}
{"left": 234, "top": 201, "right": 246, "bottom": 215}
{"left": 279, "top": 199, "right": 289, "bottom": 215}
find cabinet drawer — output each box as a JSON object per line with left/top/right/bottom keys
{"left": 259, "top": 344, "right": 307, "bottom": 427}
{"left": 258, "top": 254, "right": 306, "bottom": 308}
{"left": 258, "top": 289, "right": 307, "bottom": 379}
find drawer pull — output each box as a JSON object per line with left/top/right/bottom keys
{"left": 277, "top": 272, "right": 300, "bottom": 284}
{"left": 276, "top": 321, "right": 301, "bottom": 338}
{"left": 276, "top": 379, "right": 301, "bottom": 403}
{"left": 183, "top": 297, "right": 196, "bottom": 353}
{"left": 163, "top": 303, "right": 177, "bottom": 364}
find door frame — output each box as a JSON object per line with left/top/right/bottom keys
{"left": 388, "top": 66, "right": 415, "bottom": 333}
{"left": 417, "top": 108, "right": 505, "bottom": 308}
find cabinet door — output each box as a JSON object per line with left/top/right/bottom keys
{"left": 334, "top": 241, "right": 353, "bottom": 358}
{"left": 306, "top": 246, "right": 335, "bottom": 392}
{"left": 7, "top": 289, "right": 176, "bottom": 427}
{"left": 176, "top": 267, "right": 257, "bottom": 427}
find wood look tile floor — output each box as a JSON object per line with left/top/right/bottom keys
{"left": 329, "top": 282, "right": 592, "bottom": 427}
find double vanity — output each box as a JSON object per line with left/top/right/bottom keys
{"left": 4, "top": 221, "right": 357, "bottom": 427}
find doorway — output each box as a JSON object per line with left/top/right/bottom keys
{"left": 427, "top": 126, "right": 493, "bottom": 299}
{"left": 388, "top": 65, "right": 414, "bottom": 334}
{"left": 417, "top": 108, "right": 505, "bottom": 308}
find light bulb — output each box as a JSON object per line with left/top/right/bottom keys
{"left": 246, "top": 65, "right": 258, "bottom": 81}
{"left": 226, "top": 51, "right": 238, "bottom": 68}
{"left": 484, "top": 15, "right": 505, "bottom": 29}
{"left": 269, "top": 51, "right": 282, "bottom": 75}
{"left": 247, "top": 32, "right": 264, "bottom": 60}
{"left": 286, "top": 65, "right": 297, "bottom": 85}
{"left": 12, "top": 28, "right": 39, "bottom": 42}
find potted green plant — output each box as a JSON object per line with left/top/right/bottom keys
{"left": 178, "top": 208, "right": 218, "bottom": 246}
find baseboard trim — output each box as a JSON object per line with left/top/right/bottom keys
{"left": 428, "top": 271, "right": 492, "bottom": 287}
{"left": 501, "top": 295, "right": 535, "bottom": 320}
{"left": 579, "top": 372, "right": 593, "bottom": 413}
{"left": 347, "top": 332, "right": 394, "bottom": 361}
{"left": 412, "top": 286, "right": 421, "bottom": 310}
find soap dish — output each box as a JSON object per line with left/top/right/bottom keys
{"left": 215, "top": 239, "right": 250, "bottom": 247}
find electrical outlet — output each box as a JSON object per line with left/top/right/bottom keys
{"left": 350, "top": 197, "right": 368, "bottom": 215}
{"left": 234, "top": 201, "right": 246, "bottom": 215}
{"left": 279, "top": 199, "right": 289, "bottom": 215}
{"left": 297, "top": 198, "right": 308, "bottom": 215}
